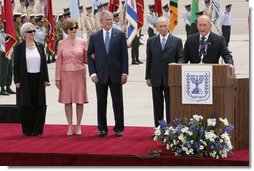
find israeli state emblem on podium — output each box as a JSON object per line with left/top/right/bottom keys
{"left": 182, "top": 65, "right": 213, "bottom": 104}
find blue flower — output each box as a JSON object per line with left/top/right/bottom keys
{"left": 159, "top": 120, "right": 168, "bottom": 129}
{"left": 224, "top": 125, "right": 234, "bottom": 133}
{"left": 173, "top": 117, "right": 179, "bottom": 128}
{"left": 210, "top": 112, "right": 217, "bottom": 119}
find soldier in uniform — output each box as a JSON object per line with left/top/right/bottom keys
{"left": 0, "top": 14, "right": 16, "bottom": 95}
{"left": 183, "top": 4, "right": 191, "bottom": 37}
{"left": 79, "top": 5, "right": 85, "bottom": 34}
{"left": 94, "top": 3, "right": 104, "bottom": 31}
{"left": 102, "top": 2, "right": 109, "bottom": 11}
{"left": 14, "top": 13, "right": 23, "bottom": 43}
{"left": 34, "top": 15, "right": 47, "bottom": 46}
{"left": 162, "top": 4, "right": 170, "bottom": 22}
{"left": 118, "top": 1, "right": 126, "bottom": 33}
{"left": 147, "top": 4, "right": 157, "bottom": 38}
{"left": 21, "top": 14, "right": 28, "bottom": 25}
{"left": 84, "top": 6, "right": 95, "bottom": 41}
{"left": 36, "top": 0, "right": 44, "bottom": 14}
{"left": 26, "top": 0, "right": 36, "bottom": 17}
{"left": 29, "top": 14, "right": 36, "bottom": 25}
{"left": 219, "top": 4, "right": 232, "bottom": 46}
{"left": 189, "top": 11, "right": 203, "bottom": 35}
{"left": 112, "top": 12, "right": 121, "bottom": 30}
{"left": 11, "top": 0, "right": 16, "bottom": 11}
{"left": 203, "top": 0, "right": 213, "bottom": 18}
{"left": 92, "top": 0, "right": 101, "bottom": 15}
{"left": 54, "top": 14, "right": 64, "bottom": 55}
{"left": 17, "top": 0, "right": 27, "bottom": 15}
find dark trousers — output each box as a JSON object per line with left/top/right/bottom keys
{"left": 95, "top": 81, "right": 124, "bottom": 132}
{"left": 222, "top": 25, "right": 231, "bottom": 46}
{"left": 0, "top": 52, "right": 12, "bottom": 87}
{"left": 152, "top": 85, "right": 170, "bottom": 127}
{"left": 185, "top": 24, "right": 191, "bottom": 37}
{"left": 131, "top": 36, "right": 140, "bottom": 61}
{"left": 20, "top": 73, "right": 46, "bottom": 136}
{"left": 148, "top": 27, "right": 155, "bottom": 38}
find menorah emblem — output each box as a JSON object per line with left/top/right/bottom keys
{"left": 190, "top": 75, "right": 205, "bottom": 94}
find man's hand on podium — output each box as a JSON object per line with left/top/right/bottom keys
{"left": 229, "top": 64, "right": 235, "bottom": 76}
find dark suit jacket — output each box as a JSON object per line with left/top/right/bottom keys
{"left": 145, "top": 34, "right": 185, "bottom": 87}
{"left": 183, "top": 32, "right": 234, "bottom": 64}
{"left": 14, "top": 41, "right": 49, "bottom": 106}
{"left": 87, "top": 28, "right": 128, "bottom": 84}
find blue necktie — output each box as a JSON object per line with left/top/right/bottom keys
{"left": 161, "top": 37, "right": 166, "bottom": 50}
{"left": 105, "top": 31, "right": 110, "bottom": 54}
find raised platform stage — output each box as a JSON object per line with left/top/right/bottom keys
{"left": 0, "top": 124, "right": 249, "bottom": 166}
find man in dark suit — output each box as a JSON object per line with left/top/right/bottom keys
{"left": 145, "top": 16, "right": 185, "bottom": 127}
{"left": 183, "top": 15, "right": 234, "bottom": 69}
{"left": 88, "top": 10, "right": 128, "bottom": 137}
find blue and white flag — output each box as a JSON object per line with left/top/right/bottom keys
{"left": 126, "top": 0, "right": 138, "bottom": 47}
{"left": 212, "top": 0, "right": 220, "bottom": 24}
{"left": 69, "top": 0, "right": 83, "bottom": 38}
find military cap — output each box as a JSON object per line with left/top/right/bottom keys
{"left": 148, "top": 4, "right": 154, "bottom": 8}
{"left": 121, "top": 0, "right": 125, "bottom": 4}
{"left": 29, "top": 14, "right": 35, "bottom": 18}
{"left": 13, "top": 13, "right": 22, "bottom": 18}
{"left": 63, "top": 11, "right": 70, "bottom": 16}
{"left": 163, "top": 4, "right": 169, "bottom": 9}
{"left": 21, "top": 14, "right": 27, "bottom": 18}
{"left": 226, "top": 4, "right": 232, "bottom": 8}
{"left": 196, "top": 11, "right": 204, "bottom": 16}
{"left": 204, "top": 0, "right": 210, "bottom": 3}
{"left": 85, "top": 6, "right": 92, "bottom": 10}
{"left": 113, "top": 12, "right": 119, "bottom": 18}
{"left": 35, "top": 14, "right": 44, "bottom": 22}
{"left": 185, "top": 4, "right": 191, "bottom": 8}
{"left": 79, "top": 5, "right": 83, "bottom": 10}
{"left": 97, "top": 3, "right": 103, "bottom": 9}
{"left": 102, "top": 2, "right": 109, "bottom": 7}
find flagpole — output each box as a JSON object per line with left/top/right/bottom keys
{"left": 212, "top": 21, "right": 222, "bottom": 35}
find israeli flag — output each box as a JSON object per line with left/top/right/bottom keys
{"left": 212, "top": 0, "right": 220, "bottom": 24}
{"left": 126, "top": 0, "right": 138, "bottom": 47}
{"left": 69, "top": 0, "right": 83, "bottom": 38}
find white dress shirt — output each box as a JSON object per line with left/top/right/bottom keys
{"left": 26, "top": 47, "right": 41, "bottom": 73}
{"left": 160, "top": 33, "right": 169, "bottom": 45}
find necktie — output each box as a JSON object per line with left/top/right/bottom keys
{"left": 199, "top": 36, "right": 206, "bottom": 56}
{"left": 105, "top": 31, "right": 110, "bottom": 54}
{"left": 161, "top": 37, "right": 166, "bottom": 50}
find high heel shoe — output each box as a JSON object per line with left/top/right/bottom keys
{"left": 67, "top": 126, "right": 73, "bottom": 136}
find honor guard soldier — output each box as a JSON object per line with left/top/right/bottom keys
{"left": 92, "top": 0, "right": 101, "bottom": 15}
{"left": 11, "top": 0, "right": 15, "bottom": 11}
{"left": 84, "top": 6, "right": 95, "bottom": 41}
{"left": 94, "top": 3, "right": 104, "bottom": 31}
{"left": 162, "top": 4, "right": 170, "bottom": 22}
{"left": 112, "top": 12, "right": 121, "bottom": 30}
{"left": 183, "top": 4, "right": 191, "bottom": 37}
{"left": 36, "top": 0, "right": 44, "bottom": 14}
{"left": 14, "top": 13, "right": 22, "bottom": 43}
{"left": 17, "top": 0, "right": 27, "bottom": 15}
{"left": 203, "top": 0, "right": 213, "bottom": 18}
{"left": 26, "top": 0, "right": 36, "bottom": 17}
{"left": 29, "top": 14, "right": 36, "bottom": 25}
{"left": 21, "top": 14, "right": 28, "bottom": 25}
{"left": 219, "top": 4, "right": 232, "bottom": 46}
{"left": 34, "top": 15, "right": 47, "bottom": 46}
{"left": 189, "top": 11, "right": 203, "bottom": 35}
{"left": 102, "top": 2, "right": 109, "bottom": 11}
{"left": 79, "top": 5, "right": 85, "bottom": 33}
{"left": 147, "top": 4, "right": 157, "bottom": 38}
{"left": 118, "top": 1, "right": 126, "bottom": 32}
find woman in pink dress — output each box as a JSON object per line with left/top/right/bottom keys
{"left": 55, "top": 18, "right": 88, "bottom": 136}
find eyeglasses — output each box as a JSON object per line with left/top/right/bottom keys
{"left": 69, "top": 26, "right": 78, "bottom": 31}
{"left": 25, "top": 30, "right": 36, "bottom": 33}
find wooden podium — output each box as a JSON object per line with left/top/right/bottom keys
{"left": 168, "top": 64, "right": 235, "bottom": 122}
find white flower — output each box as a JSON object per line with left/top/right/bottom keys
{"left": 173, "top": 140, "right": 177, "bottom": 145}
{"left": 200, "top": 145, "right": 204, "bottom": 150}
{"left": 154, "top": 126, "right": 161, "bottom": 135}
{"left": 181, "top": 127, "right": 189, "bottom": 133}
{"left": 219, "top": 118, "right": 229, "bottom": 126}
{"left": 166, "top": 144, "right": 170, "bottom": 150}
{"left": 207, "top": 118, "right": 216, "bottom": 127}
{"left": 164, "top": 129, "right": 170, "bottom": 135}
{"left": 205, "top": 131, "right": 217, "bottom": 142}
{"left": 193, "top": 115, "right": 203, "bottom": 122}
{"left": 190, "top": 140, "right": 194, "bottom": 144}
{"left": 188, "top": 131, "right": 193, "bottom": 136}
{"left": 178, "top": 133, "right": 186, "bottom": 143}
{"left": 182, "top": 147, "right": 187, "bottom": 151}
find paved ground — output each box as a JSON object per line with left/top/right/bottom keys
{"left": 1, "top": 0, "right": 249, "bottom": 127}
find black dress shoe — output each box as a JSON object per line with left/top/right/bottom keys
{"left": 132, "top": 61, "right": 139, "bottom": 65}
{"left": 0, "top": 90, "right": 9, "bottom": 96}
{"left": 136, "top": 60, "right": 143, "bottom": 64}
{"left": 6, "top": 87, "right": 16, "bottom": 94}
{"left": 115, "top": 131, "right": 123, "bottom": 137}
{"left": 98, "top": 130, "right": 107, "bottom": 137}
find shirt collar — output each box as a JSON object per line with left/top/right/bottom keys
{"left": 103, "top": 28, "right": 112, "bottom": 36}
{"left": 160, "top": 33, "right": 169, "bottom": 42}
{"left": 200, "top": 31, "right": 210, "bottom": 40}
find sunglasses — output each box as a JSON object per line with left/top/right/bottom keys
{"left": 69, "top": 26, "right": 78, "bottom": 31}
{"left": 25, "top": 30, "right": 36, "bottom": 33}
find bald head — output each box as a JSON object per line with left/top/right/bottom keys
{"left": 197, "top": 15, "right": 212, "bottom": 36}
{"left": 156, "top": 16, "right": 170, "bottom": 36}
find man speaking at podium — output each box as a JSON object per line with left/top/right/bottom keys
{"left": 183, "top": 15, "right": 235, "bottom": 73}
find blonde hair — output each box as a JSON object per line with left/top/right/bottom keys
{"left": 62, "top": 18, "right": 78, "bottom": 34}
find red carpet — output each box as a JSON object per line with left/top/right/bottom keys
{"left": 0, "top": 123, "right": 249, "bottom": 166}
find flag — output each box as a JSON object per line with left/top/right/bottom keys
{"left": 69, "top": 0, "right": 83, "bottom": 38}
{"left": 3, "top": 0, "right": 17, "bottom": 58}
{"left": 212, "top": 0, "right": 220, "bottom": 24}
{"left": 136, "top": 0, "right": 144, "bottom": 29}
{"left": 109, "top": 0, "right": 120, "bottom": 12}
{"left": 126, "top": 0, "right": 137, "bottom": 47}
{"left": 44, "top": 0, "right": 55, "bottom": 54}
{"left": 190, "top": 0, "right": 199, "bottom": 24}
{"left": 154, "top": 0, "right": 162, "bottom": 17}
{"left": 169, "top": 0, "right": 178, "bottom": 33}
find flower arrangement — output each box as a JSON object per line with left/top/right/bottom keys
{"left": 153, "top": 114, "right": 234, "bottom": 159}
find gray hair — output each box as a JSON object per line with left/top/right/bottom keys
{"left": 156, "top": 16, "right": 169, "bottom": 27}
{"left": 20, "top": 22, "right": 36, "bottom": 39}
{"left": 99, "top": 10, "right": 113, "bottom": 23}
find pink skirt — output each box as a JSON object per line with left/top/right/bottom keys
{"left": 58, "top": 70, "right": 88, "bottom": 104}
